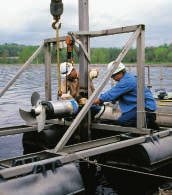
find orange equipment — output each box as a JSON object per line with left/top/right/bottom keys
{"left": 66, "top": 35, "right": 74, "bottom": 60}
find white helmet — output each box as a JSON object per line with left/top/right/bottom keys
{"left": 60, "top": 62, "right": 73, "bottom": 77}
{"left": 107, "top": 61, "right": 125, "bottom": 76}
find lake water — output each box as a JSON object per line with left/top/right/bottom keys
{"left": 0, "top": 64, "right": 172, "bottom": 195}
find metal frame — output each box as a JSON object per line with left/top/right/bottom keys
{"left": 0, "top": 24, "right": 146, "bottom": 140}
{"left": 54, "top": 24, "right": 145, "bottom": 151}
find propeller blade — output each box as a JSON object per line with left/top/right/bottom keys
{"left": 19, "top": 108, "right": 37, "bottom": 125}
{"left": 37, "top": 106, "right": 46, "bottom": 132}
{"left": 31, "top": 91, "right": 40, "bottom": 107}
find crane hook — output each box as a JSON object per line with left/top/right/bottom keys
{"left": 50, "top": 0, "right": 63, "bottom": 29}
{"left": 52, "top": 20, "right": 62, "bottom": 30}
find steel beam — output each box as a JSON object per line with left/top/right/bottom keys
{"left": 44, "top": 43, "right": 52, "bottom": 100}
{"left": 91, "top": 123, "right": 152, "bottom": 135}
{"left": 137, "top": 25, "right": 145, "bottom": 129}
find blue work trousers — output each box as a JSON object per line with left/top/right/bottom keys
{"left": 118, "top": 107, "right": 155, "bottom": 127}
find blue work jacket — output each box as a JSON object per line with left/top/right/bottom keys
{"left": 99, "top": 72, "right": 156, "bottom": 114}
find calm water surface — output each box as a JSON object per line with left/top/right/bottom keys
{"left": 0, "top": 64, "right": 172, "bottom": 195}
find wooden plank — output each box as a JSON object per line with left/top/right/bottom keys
{"left": 43, "top": 25, "right": 142, "bottom": 43}
{"left": 44, "top": 36, "right": 66, "bottom": 44}
{"left": 75, "top": 24, "right": 142, "bottom": 37}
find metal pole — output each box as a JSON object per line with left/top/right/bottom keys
{"left": 137, "top": 25, "right": 145, "bottom": 129}
{"left": 44, "top": 43, "right": 52, "bottom": 101}
{"left": 78, "top": 0, "right": 89, "bottom": 83}
{"left": 78, "top": 0, "right": 90, "bottom": 141}
{"left": 0, "top": 44, "right": 44, "bottom": 98}
{"left": 78, "top": 0, "right": 89, "bottom": 93}
{"left": 147, "top": 65, "right": 151, "bottom": 89}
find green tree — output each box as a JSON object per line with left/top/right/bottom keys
{"left": 167, "top": 51, "right": 172, "bottom": 62}
{"left": 123, "top": 49, "right": 136, "bottom": 63}
{"left": 154, "top": 47, "right": 168, "bottom": 62}
{"left": 18, "top": 46, "right": 38, "bottom": 63}
{"left": 145, "top": 47, "right": 155, "bottom": 63}
{"left": 1, "top": 43, "right": 172, "bottom": 65}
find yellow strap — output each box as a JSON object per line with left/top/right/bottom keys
{"left": 160, "top": 100, "right": 172, "bottom": 102}
{"left": 158, "top": 104, "right": 172, "bottom": 106}
{"left": 56, "top": 24, "right": 61, "bottom": 95}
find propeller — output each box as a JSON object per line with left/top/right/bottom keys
{"left": 19, "top": 92, "right": 46, "bottom": 132}
{"left": 31, "top": 91, "right": 40, "bottom": 107}
{"left": 36, "top": 106, "right": 46, "bottom": 132}
{"left": 19, "top": 92, "right": 79, "bottom": 132}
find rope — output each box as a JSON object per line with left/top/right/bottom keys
{"left": 77, "top": 154, "right": 172, "bottom": 180}
{"left": 56, "top": 23, "right": 61, "bottom": 99}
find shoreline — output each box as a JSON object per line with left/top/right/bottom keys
{"left": 0, "top": 63, "right": 172, "bottom": 67}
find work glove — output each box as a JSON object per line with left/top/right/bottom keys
{"left": 90, "top": 68, "right": 99, "bottom": 80}
{"left": 79, "top": 98, "right": 88, "bottom": 106}
{"left": 61, "top": 94, "right": 72, "bottom": 99}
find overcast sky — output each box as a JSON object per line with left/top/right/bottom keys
{"left": 0, "top": 0, "right": 172, "bottom": 48}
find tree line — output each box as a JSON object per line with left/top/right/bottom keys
{"left": 0, "top": 43, "right": 172, "bottom": 64}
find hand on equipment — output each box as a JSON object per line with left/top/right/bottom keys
{"left": 79, "top": 98, "right": 88, "bottom": 106}
{"left": 93, "top": 98, "right": 103, "bottom": 105}
{"left": 90, "top": 68, "right": 99, "bottom": 80}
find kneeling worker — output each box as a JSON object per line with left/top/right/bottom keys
{"left": 92, "top": 62, "right": 159, "bottom": 129}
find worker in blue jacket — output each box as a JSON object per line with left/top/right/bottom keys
{"left": 93, "top": 62, "right": 159, "bottom": 129}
